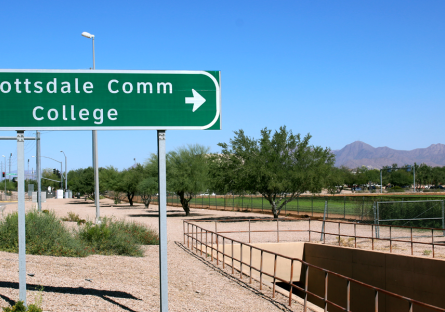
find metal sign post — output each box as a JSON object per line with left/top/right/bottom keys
{"left": 157, "top": 130, "right": 168, "bottom": 311}
{"left": 93, "top": 130, "right": 100, "bottom": 223}
{"left": 36, "top": 131, "right": 41, "bottom": 211}
{"left": 17, "top": 131, "right": 26, "bottom": 305}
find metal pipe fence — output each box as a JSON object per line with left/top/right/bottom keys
{"left": 183, "top": 218, "right": 445, "bottom": 311}
{"left": 191, "top": 218, "right": 445, "bottom": 259}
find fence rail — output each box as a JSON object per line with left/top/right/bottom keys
{"left": 183, "top": 218, "right": 445, "bottom": 311}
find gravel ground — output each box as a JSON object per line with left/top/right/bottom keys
{"left": 0, "top": 198, "right": 312, "bottom": 312}
{"left": 2, "top": 198, "right": 443, "bottom": 311}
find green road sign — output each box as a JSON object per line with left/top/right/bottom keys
{"left": 0, "top": 70, "right": 221, "bottom": 130}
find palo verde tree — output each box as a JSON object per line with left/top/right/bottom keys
{"left": 166, "top": 144, "right": 210, "bottom": 216}
{"left": 119, "top": 164, "right": 144, "bottom": 206}
{"left": 100, "top": 166, "right": 122, "bottom": 203}
{"left": 68, "top": 167, "right": 105, "bottom": 197}
{"left": 137, "top": 177, "right": 158, "bottom": 208}
{"left": 213, "top": 126, "right": 335, "bottom": 218}
{"left": 325, "top": 167, "right": 346, "bottom": 195}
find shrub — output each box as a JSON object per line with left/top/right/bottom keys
{"left": 77, "top": 217, "right": 159, "bottom": 257}
{"left": 0, "top": 211, "right": 158, "bottom": 258}
{"left": 0, "top": 210, "right": 88, "bottom": 257}
{"left": 61, "top": 212, "right": 86, "bottom": 225}
{"left": 2, "top": 301, "right": 42, "bottom": 312}
{"left": 386, "top": 186, "right": 405, "bottom": 193}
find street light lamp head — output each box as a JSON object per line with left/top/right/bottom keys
{"left": 81, "top": 32, "right": 94, "bottom": 39}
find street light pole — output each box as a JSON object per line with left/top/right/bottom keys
{"left": 82, "top": 31, "right": 100, "bottom": 223}
{"left": 60, "top": 151, "right": 67, "bottom": 193}
{"left": 39, "top": 156, "right": 63, "bottom": 191}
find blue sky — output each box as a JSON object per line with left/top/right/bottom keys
{"left": 0, "top": 0, "right": 444, "bottom": 172}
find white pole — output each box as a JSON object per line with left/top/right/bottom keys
{"left": 157, "top": 130, "right": 168, "bottom": 311}
{"left": 36, "top": 132, "right": 41, "bottom": 212}
{"left": 93, "top": 131, "right": 99, "bottom": 222}
{"left": 65, "top": 156, "right": 67, "bottom": 192}
{"left": 17, "top": 131, "right": 26, "bottom": 305}
{"left": 3, "top": 157, "right": 6, "bottom": 195}
{"left": 90, "top": 35, "right": 100, "bottom": 222}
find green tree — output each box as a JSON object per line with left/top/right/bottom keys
{"left": 118, "top": 165, "right": 144, "bottom": 206}
{"left": 100, "top": 166, "right": 122, "bottom": 203}
{"left": 67, "top": 167, "right": 94, "bottom": 196}
{"left": 214, "top": 126, "right": 335, "bottom": 218}
{"left": 137, "top": 177, "right": 158, "bottom": 208}
{"left": 340, "top": 166, "right": 355, "bottom": 187}
{"left": 431, "top": 166, "right": 445, "bottom": 186}
{"left": 389, "top": 169, "right": 412, "bottom": 187}
{"left": 165, "top": 144, "right": 210, "bottom": 216}
{"left": 325, "top": 167, "right": 345, "bottom": 195}
{"left": 415, "top": 163, "right": 431, "bottom": 189}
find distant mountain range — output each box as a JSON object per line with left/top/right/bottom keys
{"left": 332, "top": 141, "right": 445, "bottom": 168}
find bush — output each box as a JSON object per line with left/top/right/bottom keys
{"left": 386, "top": 186, "right": 405, "bottom": 193}
{"left": 0, "top": 210, "right": 88, "bottom": 257}
{"left": 77, "top": 217, "right": 159, "bottom": 257}
{"left": 61, "top": 212, "right": 86, "bottom": 225}
{"left": 0, "top": 211, "right": 158, "bottom": 257}
{"left": 2, "top": 301, "right": 42, "bottom": 312}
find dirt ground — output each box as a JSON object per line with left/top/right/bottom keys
{"left": 0, "top": 198, "right": 313, "bottom": 312}
{"left": 1, "top": 198, "right": 443, "bottom": 311}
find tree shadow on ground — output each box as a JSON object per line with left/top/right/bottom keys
{"left": 66, "top": 202, "right": 145, "bottom": 209}
{"left": 0, "top": 293, "right": 15, "bottom": 307}
{"left": 66, "top": 201, "right": 96, "bottom": 205}
{"left": 128, "top": 210, "right": 207, "bottom": 218}
{"left": 0, "top": 281, "right": 140, "bottom": 312}
{"left": 115, "top": 206, "right": 145, "bottom": 210}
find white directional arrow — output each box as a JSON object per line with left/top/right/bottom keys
{"left": 185, "top": 89, "right": 206, "bottom": 112}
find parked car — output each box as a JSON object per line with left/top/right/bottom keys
{"left": 429, "top": 185, "right": 445, "bottom": 189}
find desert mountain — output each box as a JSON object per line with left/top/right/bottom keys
{"left": 332, "top": 141, "right": 445, "bottom": 168}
